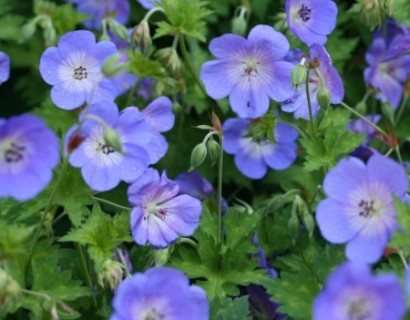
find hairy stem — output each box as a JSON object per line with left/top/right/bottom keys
{"left": 217, "top": 135, "right": 224, "bottom": 243}
{"left": 305, "top": 70, "right": 317, "bottom": 140}
{"left": 92, "top": 196, "right": 132, "bottom": 211}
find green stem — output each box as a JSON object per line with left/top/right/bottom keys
{"left": 398, "top": 249, "right": 408, "bottom": 269}
{"left": 92, "top": 196, "right": 132, "bottom": 211}
{"left": 179, "top": 36, "right": 208, "bottom": 98}
{"left": 395, "top": 146, "right": 404, "bottom": 166}
{"left": 305, "top": 70, "right": 317, "bottom": 140}
{"left": 25, "top": 159, "right": 68, "bottom": 274}
{"left": 395, "top": 96, "right": 408, "bottom": 125}
{"left": 75, "top": 244, "right": 97, "bottom": 306}
{"left": 340, "top": 102, "right": 388, "bottom": 136}
{"left": 177, "top": 237, "right": 198, "bottom": 248}
{"left": 126, "top": 79, "right": 140, "bottom": 107}
{"left": 217, "top": 135, "right": 224, "bottom": 243}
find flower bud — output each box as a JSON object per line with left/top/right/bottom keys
{"left": 207, "top": 138, "right": 220, "bottom": 167}
{"left": 317, "top": 87, "right": 331, "bottom": 111}
{"left": 133, "top": 20, "right": 151, "bottom": 51}
{"left": 102, "top": 52, "right": 129, "bottom": 77}
{"left": 153, "top": 247, "right": 171, "bottom": 266}
{"left": 156, "top": 48, "right": 182, "bottom": 72}
{"left": 98, "top": 260, "right": 124, "bottom": 289}
{"left": 108, "top": 19, "right": 129, "bottom": 41}
{"left": 0, "top": 269, "right": 21, "bottom": 308}
{"left": 104, "top": 126, "right": 123, "bottom": 154}
{"left": 211, "top": 111, "right": 223, "bottom": 135}
{"left": 44, "top": 26, "right": 56, "bottom": 46}
{"left": 355, "top": 100, "right": 367, "bottom": 114}
{"left": 291, "top": 64, "right": 308, "bottom": 87}
{"left": 231, "top": 6, "right": 248, "bottom": 35}
{"left": 287, "top": 212, "right": 300, "bottom": 244}
{"left": 300, "top": 210, "right": 315, "bottom": 238}
{"left": 21, "top": 20, "right": 37, "bottom": 41}
{"left": 189, "top": 143, "right": 207, "bottom": 171}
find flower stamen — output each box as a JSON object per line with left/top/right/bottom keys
{"left": 73, "top": 66, "right": 88, "bottom": 80}
{"left": 298, "top": 4, "right": 311, "bottom": 22}
{"left": 4, "top": 142, "right": 25, "bottom": 163}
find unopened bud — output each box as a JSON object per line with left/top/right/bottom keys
{"left": 301, "top": 210, "right": 315, "bottom": 238}
{"left": 291, "top": 64, "right": 308, "bottom": 87}
{"left": 133, "top": 21, "right": 151, "bottom": 51}
{"left": 207, "top": 138, "right": 220, "bottom": 167}
{"left": 98, "top": 260, "right": 124, "bottom": 289}
{"left": 231, "top": 6, "right": 248, "bottom": 35}
{"left": 211, "top": 111, "right": 223, "bottom": 135}
{"left": 317, "top": 87, "right": 331, "bottom": 111}
{"left": 153, "top": 248, "right": 171, "bottom": 266}
{"left": 287, "top": 212, "right": 300, "bottom": 243}
{"left": 189, "top": 143, "right": 207, "bottom": 171}
{"left": 104, "top": 126, "right": 123, "bottom": 154}
{"left": 0, "top": 269, "right": 21, "bottom": 308}
{"left": 44, "top": 26, "right": 56, "bottom": 45}
{"left": 108, "top": 19, "right": 129, "bottom": 41}
{"left": 21, "top": 20, "right": 37, "bottom": 41}
{"left": 355, "top": 100, "right": 367, "bottom": 114}
{"left": 156, "top": 48, "right": 181, "bottom": 72}
{"left": 102, "top": 52, "right": 129, "bottom": 77}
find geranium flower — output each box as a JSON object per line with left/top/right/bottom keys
{"left": 111, "top": 266, "right": 209, "bottom": 320}
{"left": 365, "top": 20, "right": 410, "bottom": 109}
{"left": 67, "top": 0, "right": 130, "bottom": 29}
{"left": 0, "top": 52, "right": 10, "bottom": 85}
{"left": 316, "top": 155, "right": 408, "bottom": 263}
{"left": 128, "top": 168, "right": 202, "bottom": 248}
{"left": 282, "top": 44, "right": 344, "bottom": 119}
{"left": 313, "top": 262, "right": 405, "bottom": 320}
{"left": 286, "top": 0, "right": 338, "bottom": 46}
{"left": 0, "top": 114, "right": 59, "bottom": 201}
{"left": 39, "top": 30, "right": 118, "bottom": 110}
{"left": 67, "top": 101, "right": 157, "bottom": 192}
{"left": 200, "top": 25, "right": 294, "bottom": 119}
{"left": 223, "top": 118, "right": 298, "bottom": 179}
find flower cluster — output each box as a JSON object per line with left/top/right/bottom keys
{"left": 128, "top": 168, "right": 202, "bottom": 248}
{"left": 223, "top": 119, "right": 298, "bottom": 179}
{"left": 316, "top": 155, "right": 408, "bottom": 263}
{"left": 111, "top": 266, "right": 209, "bottom": 320}
{"left": 365, "top": 20, "right": 410, "bottom": 109}
{"left": 313, "top": 262, "right": 405, "bottom": 320}
{"left": 0, "top": 114, "right": 59, "bottom": 201}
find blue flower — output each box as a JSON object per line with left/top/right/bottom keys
{"left": 223, "top": 118, "right": 298, "bottom": 179}
{"left": 286, "top": 0, "right": 338, "bottom": 46}
{"left": 200, "top": 25, "right": 294, "bottom": 119}
{"left": 282, "top": 44, "right": 344, "bottom": 119}
{"left": 314, "top": 262, "right": 405, "bottom": 320}
{"left": 0, "top": 52, "right": 10, "bottom": 85}
{"left": 128, "top": 168, "right": 202, "bottom": 248}
{"left": 67, "top": 0, "right": 130, "bottom": 29}
{"left": 316, "top": 155, "right": 408, "bottom": 263}
{"left": 0, "top": 114, "right": 59, "bottom": 201}
{"left": 111, "top": 266, "right": 209, "bottom": 320}
{"left": 40, "top": 30, "right": 118, "bottom": 110}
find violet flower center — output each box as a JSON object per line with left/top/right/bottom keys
{"left": 241, "top": 59, "right": 260, "bottom": 79}
{"left": 73, "top": 66, "right": 88, "bottom": 80}
{"left": 347, "top": 300, "right": 371, "bottom": 320}
{"left": 97, "top": 142, "right": 115, "bottom": 155}
{"left": 3, "top": 142, "right": 25, "bottom": 163}
{"left": 358, "top": 199, "right": 381, "bottom": 218}
{"left": 298, "top": 4, "right": 311, "bottom": 22}
{"left": 146, "top": 203, "right": 168, "bottom": 221}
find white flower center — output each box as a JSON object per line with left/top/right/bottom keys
{"left": 145, "top": 203, "right": 168, "bottom": 221}
{"left": 142, "top": 308, "right": 164, "bottom": 320}
{"left": 241, "top": 58, "right": 260, "bottom": 79}
{"left": 0, "top": 139, "right": 26, "bottom": 164}
{"left": 347, "top": 299, "right": 371, "bottom": 320}
{"left": 73, "top": 66, "right": 88, "bottom": 80}
{"left": 357, "top": 199, "right": 383, "bottom": 218}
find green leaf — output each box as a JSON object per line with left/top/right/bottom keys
{"left": 156, "top": 0, "right": 212, "bottom": 42}
{"left": 389, "top": 197, "right": 410, "bottom": 250}
{"left": 210, "top": 296, "right": 251, "bottom": 320}
{"left": 0, "top": 220, "right": 33, "bottom": 259}
{"left": 60, "top": 204, "right": 133, "bottom": 268}
{"left": 300, "top": 109, "right": 365, "bottom": 171}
